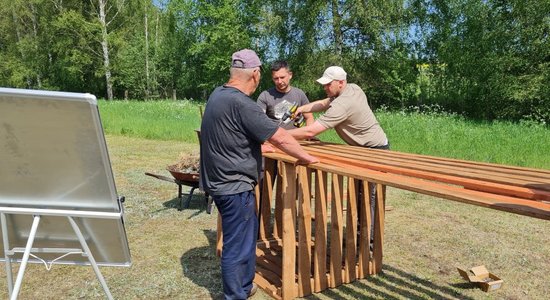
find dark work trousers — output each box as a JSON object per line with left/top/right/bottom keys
{"left": 213, "top": 190, "right": 258, "bottom": 300}
{"left": 258, "top": 158, "right": 278, "bottom": 239}
{"left": 357, "top": 142, "right": 390, "bottom": 248}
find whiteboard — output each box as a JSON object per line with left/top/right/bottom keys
{"left": 0, "top": 88, "right": 131, "bottom": 266}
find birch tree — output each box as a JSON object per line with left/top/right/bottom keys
{"left": 144, "top": 2, "right": 150, "bottom": 99}
{"left": 90, "top": 0, "right": 126, "bottom": 100}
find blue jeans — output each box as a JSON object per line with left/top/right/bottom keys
{"left": 213, "top": 190, "right": 258, "bottom": 300}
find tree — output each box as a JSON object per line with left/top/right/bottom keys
{"left": 0, "top": 0, "right": 546, "bottom": 123}
{"left": 0, "top": 0, "right": 51, "bottom": 89}
{"left": 168, "top": 0, "right": 262, "bottom": 99}
{"left": 91, "top": 0, "right": 126, "bottom": 100}
{"left": 415, "top": 0, "right": 549, "bottom": 121}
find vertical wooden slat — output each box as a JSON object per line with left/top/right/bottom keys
{"left": 260, "top": 158, "right": 276, "bottom": 240}
{"left": 307, "top": 169, "right": 314, "bottom": 201}
{"left": 358, "top": 180, "right": 371, "bottom": 277}
{"left": 297, "top": 166, "right": 313, "bottom": 296}
{"left": 281, "top": 162, "right": 297, "bottom": 300}
{"left": 291, "top": 173, "right": 298, "bottom": 234}
{"left": 255, "top": 184, "right": 261, "bottom": 215}
{"left": 372, "top": 183, "right": 385, "bottom": 274}
{"left": 307, "top": 168, "right": 316, "bottom": 290}
{"left": 216, "top": 213, "right": 223, "bottom": 257}
{"left": 345, "top": 177, "right": 357, "bottom": 282}
{"left": 329, "top": 173, "right": 343, "bottom": 287}
{"left": 313, "top": 170, "right": 328, "bottom": 292}
{"left": 338, "top": 175, "right": 346, "bottom": 282}
{"left": 273, "top": 162, "right": 284, "bottom": 239}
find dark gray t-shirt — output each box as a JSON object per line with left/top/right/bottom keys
{"left": 257, "top": 87, "right": 310, "bottom": 129}
{"left": 200, "top": 85, "right": 279, "bottom": 196}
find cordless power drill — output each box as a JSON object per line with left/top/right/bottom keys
{"left": 280, "top": 102, "right": 305, "bottom": 127}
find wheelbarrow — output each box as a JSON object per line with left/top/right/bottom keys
{"left": 145, "top": 167, "right": 212, "bottom": 214}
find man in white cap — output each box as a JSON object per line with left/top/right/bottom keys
{"left": 289, "top": 66, "right": 388, "bottom": 149}
{"left": 200, "top": 49, "right": 318, "bottom": 300}
{"left": 288, "top": 65, "right": 389, "bottom": 249}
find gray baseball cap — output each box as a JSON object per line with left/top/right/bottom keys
{"left": 231, "top": 49, "right": 262, "bottom": 69}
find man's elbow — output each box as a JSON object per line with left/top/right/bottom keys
{"left": 269, "top": 128, "right": 294, "bottom": 146}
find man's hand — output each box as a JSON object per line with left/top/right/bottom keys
{"left": 268, "top": 128, "right": 320, "bottom": 165}
{"left": 295, "top": 154, "right": 319, "bottom": 166}
{"left": 261, "top": 143, "right": 277, "bottom": 153}
{"left": 294, "top": 105, "right": 305, "bottom": 116}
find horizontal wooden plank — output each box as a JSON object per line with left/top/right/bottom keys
{"left": 305, "top": 149, "right": 550, "bottom": 201}
{"left": 302, "top": 143, "right": 550, "bottom": 187}
{"left": 301, "top": 141, "right": 550, "bottom": 179}
{"left": 257, "top": 248, "right": 283, "bottom": 277}
{"left": 257, "top": 255, "right": 283, "bottom": 284}
{"left": 255, "top": 264, "right": 283, "bottom": 300}
{"left": 263, "top": 152, "right": 550, "bottom": 220}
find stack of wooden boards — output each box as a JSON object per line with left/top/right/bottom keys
{"left": 297, "top": 141, "right": 550, "bottom": 220}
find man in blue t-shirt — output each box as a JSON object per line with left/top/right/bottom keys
{"left": 200, "top": 49, "right": 318, "bottom": 300}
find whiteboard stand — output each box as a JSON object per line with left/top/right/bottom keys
{"left": 0, "top": 207, "right": 122, "bottom": 300}
{"left": 0, "top": 88, "right": 131, "bottom": 299}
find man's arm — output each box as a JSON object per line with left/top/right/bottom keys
{"left": 298, "top": 91, "right": 315, "bottom": 126}
{"left": 303, "top": 112, "right": 314, "bottom": 126}
{"left": 268, "top": 128, "right": 319, "bottom": 164}
{"left": 296, "top": 98, "right": 331, "bottom": 114}
{"left": 287, "top": 121, "right": 327, "bottom": 140}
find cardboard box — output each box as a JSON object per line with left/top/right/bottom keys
{"left": 457, "top": 265, "right": 503, "bottom": 292}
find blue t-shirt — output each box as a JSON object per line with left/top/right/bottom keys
{"left": 200, "top": 85, "right": 279, "bottom": 196}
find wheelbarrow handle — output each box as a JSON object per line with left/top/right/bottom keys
{"left": 144, "top": 172, "right": 177, "bottom": 183}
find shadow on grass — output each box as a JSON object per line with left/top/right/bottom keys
{"left": 180, "top": 229, "right": 222, "bottom": 299}
{"left": 162, "top": 192, "right": 212, "bottom": 219}
{"left": 180, "top": 234, "right": 476, "bottom": 300}
{"left": 305, "top": 264, "right": 475, "bottom": 300}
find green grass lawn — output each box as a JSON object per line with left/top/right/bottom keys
{"left": 99, "top": 99, "right": 204, "bottom": 142}
{"left": 99, "top": 99, "right": 550, "bottom": 169}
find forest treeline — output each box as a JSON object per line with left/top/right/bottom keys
{"left": 0, "top": 0, "right": 548, "bottom": 123}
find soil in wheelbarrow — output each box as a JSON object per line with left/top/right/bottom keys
{"left": 167, "top": 153, "right": 200, "bottom": 182}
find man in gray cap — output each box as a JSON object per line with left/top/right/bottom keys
{"left": 200, "top": 49, "right": 318, "bottom": 299}
{"left": 288, "top": 65, "right": 389, "bottom": 249}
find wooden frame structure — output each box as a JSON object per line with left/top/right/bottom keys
{"left": 216, "top": 141, "right": 550, "bottom": 299}
{"left": 252, "top": 158, "right": 386, "bottom": 299}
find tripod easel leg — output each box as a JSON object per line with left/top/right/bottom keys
{"left": 68, "top": 217, "right": 113, "bottom": 300}
{"left": 10, "top": 215, "right": 41, "bottom": 300}
{"left": 1, "top": 213, "right": 14, "bottom": 296}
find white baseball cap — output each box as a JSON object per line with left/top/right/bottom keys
{"left": 316, "top": 66, "right": 347, "bottom": 85}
